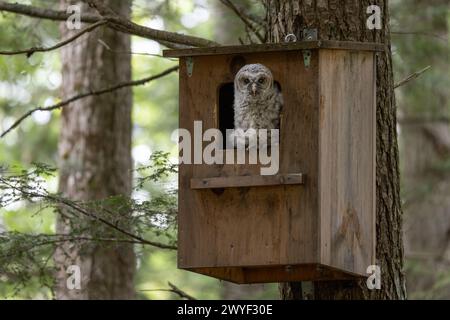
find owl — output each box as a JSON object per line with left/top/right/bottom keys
{"left": 232, "top": 63, "right": 283, "bottom": 149}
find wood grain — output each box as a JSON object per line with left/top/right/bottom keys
{"left": 318, "top": 49, "right": 376, "bottom": 275}
{"left": 190, "top": 173, "right": 304, "bottom": 189}
{"left": 189, "top": 264, "right": 361, "bottom": 284}
{"left": 178, "top": 50, "right": 320, "bottom": 273}
{"left": 177, "top": 47, "right": 376, "bottom": 283}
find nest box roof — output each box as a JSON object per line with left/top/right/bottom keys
{"left": 163, "top": 40, "right": 385, "bottom": 58}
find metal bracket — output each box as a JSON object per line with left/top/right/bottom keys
{"left": 301, "top": 281, "right": 315, "bottom": 300}
{"left": 302, "top": 28, "right": 318, "bottom": 41}
{"left": 303, "top": 50, "right": 312, "bottom": 68}
{"left": 302, "top": 29, "right": 317, "bottom": 68}
{"left": 186, "top": 57, "right": 194, "bottom": 77}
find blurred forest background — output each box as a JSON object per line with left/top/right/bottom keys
{"left": 0, "top": 0, "right": 449, "bottom": 299}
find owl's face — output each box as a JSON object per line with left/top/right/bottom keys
{"left": 235, "top": 64, "right": 273, "bottom": 99}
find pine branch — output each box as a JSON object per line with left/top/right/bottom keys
{"left": 1, "top": 180, "right": 177, "bottom": 251}
{"left": 0, "top": 20, "right": 108, "bottom": 57}
{"left": 0, "top": 66, "right": 179, "bottom": 138}
{"left": 0, "top": 232, "right": 173, "bottom": 259}
{"left": 0, "top": 163, "right": 178, "bottom": 252}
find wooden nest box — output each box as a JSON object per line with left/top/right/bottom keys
{"left": 164, "top": 40, "right": 383, "bottom": 284}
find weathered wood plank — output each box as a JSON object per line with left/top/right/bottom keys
{"left": 164, "top": 40, "right": 385, "bottom": 58}
{"left": 188, "top": 264, "right": 361, "bottom": 284}
{"left": 190, "top": 173, "right": 304, "bottom": 189}
{"left": 178, "top": 50, "right": 320, "bottom": 271}
{"left": 318, "top": 49, "right": 376, "bottom": 275}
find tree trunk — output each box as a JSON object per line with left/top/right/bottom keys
{"left": 266, "top": 0, "right": 407, "bottom": 299}
{"left": 53, "top": 0, "right": 135, "bottom": 299}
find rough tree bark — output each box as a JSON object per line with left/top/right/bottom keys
{"left": 266, "top": 0, "right": 407, "bottom": 299}
{"left": 53, "top": 0, "right": 135, "bottom": 299}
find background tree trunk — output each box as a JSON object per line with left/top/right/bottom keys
{"left": 394, "top": 0, "right": 450, "bottom": 298}
{"left": 53, "top": 0, "right": 135, "bottom": 299}
{"left": 266, "top": 0, "right": 407, "bottom": 299}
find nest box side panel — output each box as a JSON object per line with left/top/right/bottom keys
{"left": 178, "top": 54, "right": 242, "bottom": 270}
{"left": 318, "top": 49, "right": 376, "bottom": 276}
{"left": 177, "top": 55, "right": 221, "bottom": 270}
{"left": 178, "top": 51, "right": 321, "bottom": 273}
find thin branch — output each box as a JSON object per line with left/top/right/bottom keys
{"left": 168, "top": 282, "right": 196, "bottom": 300}
{"left": 47, "top": 234, "right": 163, "bottom": 246}
{"left": 398, "top": 117, "right": 450, "bottom": 125}
{"left": 0, "top": 0, "right": 218, "bottom": 48}
{"left": 0, "top": 66, "right": 179, "bottom": 138}
{"left": 394, "top": 65, "right": 431, "bottom": 89}
{"left": 48, "top": 234, "right": 164, "bottom": 246}
{"left": 84, "top": 0, "right": 217, "bottom": 48}
{"left": 97, "top": 39, "right": 177, "bottom": 60}
{"left": 0, "top": 234, "right": 174, "bottom": 260}
{"left": 141, "top": 282, "right": 196, "bottom": 300}
{"left": 405, "top": 251, "right": 449, "bottom": 260}
{"left": 219, "top": 0, "right": 265, "bottom": 43}
{"left": 391, "top": 31, "right": 448, "bottom": 42}
{"left": 0, "top": 0, "right": 101, "bottom": 22}
{"left": 51, "top": 195, "right": 177, "bottom": 250}
{"left": 0, "top": 19, "right": 108, "bottom": 57}
{"left": 1, "top": 178, "right": 177, "bottom": 251}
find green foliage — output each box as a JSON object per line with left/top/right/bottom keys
{"left": 135, "top": 151, "right": 178, "bottom": 189}
{"left": 0, "top": 159, "right": 179, "bottom": 297}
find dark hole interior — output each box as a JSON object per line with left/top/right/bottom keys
{"left": 218, "top": 83, "right": 235, "bottom": 149}
{"left": 218, "top": 81, "right": 282, "bottom": 149}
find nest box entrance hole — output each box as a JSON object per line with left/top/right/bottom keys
{"left": 217, "top": 82, "right": 283, "bottom": 150}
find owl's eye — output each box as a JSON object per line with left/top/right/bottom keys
{"left": 258, "top": 78, "right": 266, "bottom": 84}
{"left": 242, "top": 78, "right": 250, "bottom": 84}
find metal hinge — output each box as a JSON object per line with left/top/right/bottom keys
{"left": 186, "top": 57, "right": 194, "bottom": 77}
{"left": 302, "top": 28, "right": 318, "bottom": 69}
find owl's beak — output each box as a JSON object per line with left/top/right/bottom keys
{"left": 251, "top": 83, "right": 257, "bottom": 96}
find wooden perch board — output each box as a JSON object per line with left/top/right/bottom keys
{"left": 190, "top": 173, "right": 304, "bottom": 189}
